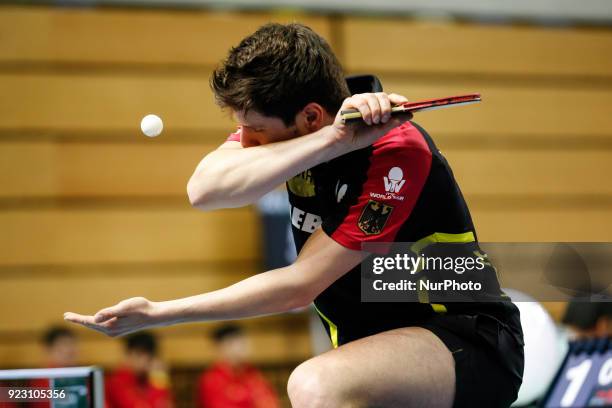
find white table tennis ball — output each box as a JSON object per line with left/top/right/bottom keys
{"left": 140, "top": 114, "right": 163, "bottom": 137}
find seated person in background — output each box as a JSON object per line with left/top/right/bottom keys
{"left": 28, "top": 326, "right": 79, "bottom": 408}
{"left": 41, "top": 325, "right": 79, "bottom": 368}
{"left": 197, "top": 324, "right": 279, "bottom": 408}
{"left": 562, "top": 300, "right": 612, "bottom": 339}
{"left": 106, "top": 332, "right": 174, "bottom": 408}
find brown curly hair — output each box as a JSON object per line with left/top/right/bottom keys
{"left": 210, "top": 23, "right": 350, "bottom": 126}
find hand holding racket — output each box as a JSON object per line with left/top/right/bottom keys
{"left": 331, "top": 92, "right": 414, "bottom": 151}
{"left": 340, "top": 93, "right": 482, "bottom": 124}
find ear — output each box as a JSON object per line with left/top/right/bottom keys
{"left": 297, "top": 103, "right": 325, "bottom": 132}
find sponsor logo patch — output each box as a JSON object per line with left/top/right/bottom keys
{"left": 335, "top": 181, "right": 348, "bottom": 203}
{"left": 384, "top": 167, "right": 406, "bottom": 193}
{"left": 290, "top": 206, "right": 322, "bottom": 233}
{"left": 357, "top": 200, "right": 394, "bottom": 235}
{"left": 288, "top": 170, "right": 316, "bottom": 197}
{"left": 369, "top": 191, "right": 404, "bottom": 201}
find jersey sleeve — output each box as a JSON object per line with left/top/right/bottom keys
{"left": 225, "top": 127, "right": 241, "bottom": 142}
{"left": 322, "top": 128, "right": 432, "bottom": 251}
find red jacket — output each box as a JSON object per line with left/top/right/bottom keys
{"left": 197, "top": 362, "right": 279, "bottom": 408}
{"left": 106, "top": 366, "right": 174, "bottom": 408}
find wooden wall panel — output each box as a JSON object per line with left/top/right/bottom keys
{"left": 445, "top": 150, "right": 612, "bottom": 196}
{"left": 0, "top": 73, "right": 231, "bottom": 131}
{"left": 471, "top": 208, "right": 612, "bottom": 241}
{"left": 4, "top": 207, "right": 605, "bottom": 268}
{"left": 0, "top": 142, "right": 59, "bottom": 197}
{"left": 4, "top": 73, "right": 612, "bottom": 138}
{"left": 341, "top": 19, "right": 612, "bottom": 77}
{"left": 0, "top": 207, "right": 259, "bottom": 265}
{"left": 3, "top": 143, "right": 611, "bottom": 197}
{"left": 376, "top": 78, "right": 612, "bottom": 138}
{"left": 0, "top": 6, "right": 332, "bottom": 66}
{"left": 0, "top": 267, "right": 259, "bottom": 332}
{"left": 0, "top": 142, "right": 219, "bottom": 197}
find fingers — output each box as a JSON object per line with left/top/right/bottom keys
{"left": 341, "top": 92, "right": 405, "bottom": 125}
{"left": 93, "top": 297, "right": 150, "bottom": 323}
{"left": 64, "top": 312, "right": 111, "bottom": 335}
{"left": 63, "top": 298, "right": 152, "bottom": 338}
{"left": 64, "top": 311, "right": 120, "bottom": 336}
{"left": 375, "top": 93, "right": 392, "bottom": 123}
{"left": 346, "top": 94, "right": 374, "bottom": 125}
{"left": 388, "top": 93, "right": 409, "bottom": 105}
{"left": 64, "top": 312, "right": 96, "bottom": 326}
{"left": 94, "top": 305, "right": 122, "bottom": 323}
{"left": 364, "top": 94, "right": 382, "bottom": 124}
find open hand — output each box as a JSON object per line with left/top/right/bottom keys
{"left": 331, "top": 92, "right": 413, "bottom": 151}
{"left": 64, "top": 297, "right": 162, "bottom": 337}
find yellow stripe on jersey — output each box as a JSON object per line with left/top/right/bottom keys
{"left": 411, "top": 231, "right": 476, "bottom": 314}
{"left": 410, "top": 231, "right": 476, "bottom": 254}
{"left": 313, "top": 304, "right": 339, "bottom": 349}
{"left": 431, "top": 304, "right": 448, "bottom": 313}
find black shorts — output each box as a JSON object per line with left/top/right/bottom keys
{"left": 418, "top": 313, "right": 525, "bottom": 408}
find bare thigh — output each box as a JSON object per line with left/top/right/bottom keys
{"left": 287, "top": 326, "right": 455, "bottom": 408}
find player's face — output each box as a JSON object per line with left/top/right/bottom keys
{"left": 234, "top": 110, "right": 301, "bottom": 148}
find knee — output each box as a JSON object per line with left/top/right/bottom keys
{"left": 287, "top": 360, "right": 346, "bottom": 408}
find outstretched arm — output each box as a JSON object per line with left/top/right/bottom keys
{"left": 64, "top": 228, "right": 363, "bottom": 337}
{"left": 187, "top": 93, "right": 410, "bottom": 210}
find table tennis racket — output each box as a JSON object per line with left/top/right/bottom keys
{"left": 340, "top": 93, "right": 481, "bottom": 124}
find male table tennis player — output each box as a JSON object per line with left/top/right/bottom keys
{"left": 65, "top": 23, "right": 524, "bottom": 407}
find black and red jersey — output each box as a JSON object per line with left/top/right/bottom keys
{"left": 227, "top": 121, "right": 519, "bottom": 348}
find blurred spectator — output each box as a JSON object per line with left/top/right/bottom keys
{"left": 41, "top": 325, "right": 79, "bottom": 367}
{"left": 562, "top": 300, "right": 612, "bottom": 339}
{"left": 27, "top": 326, "right": 79, "bottom": 408}
{"left": 106, "top": 332, "right": 174, "bottom": 408}
{"left": 197, "top": 324, "right": 279, "bottom": 408}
